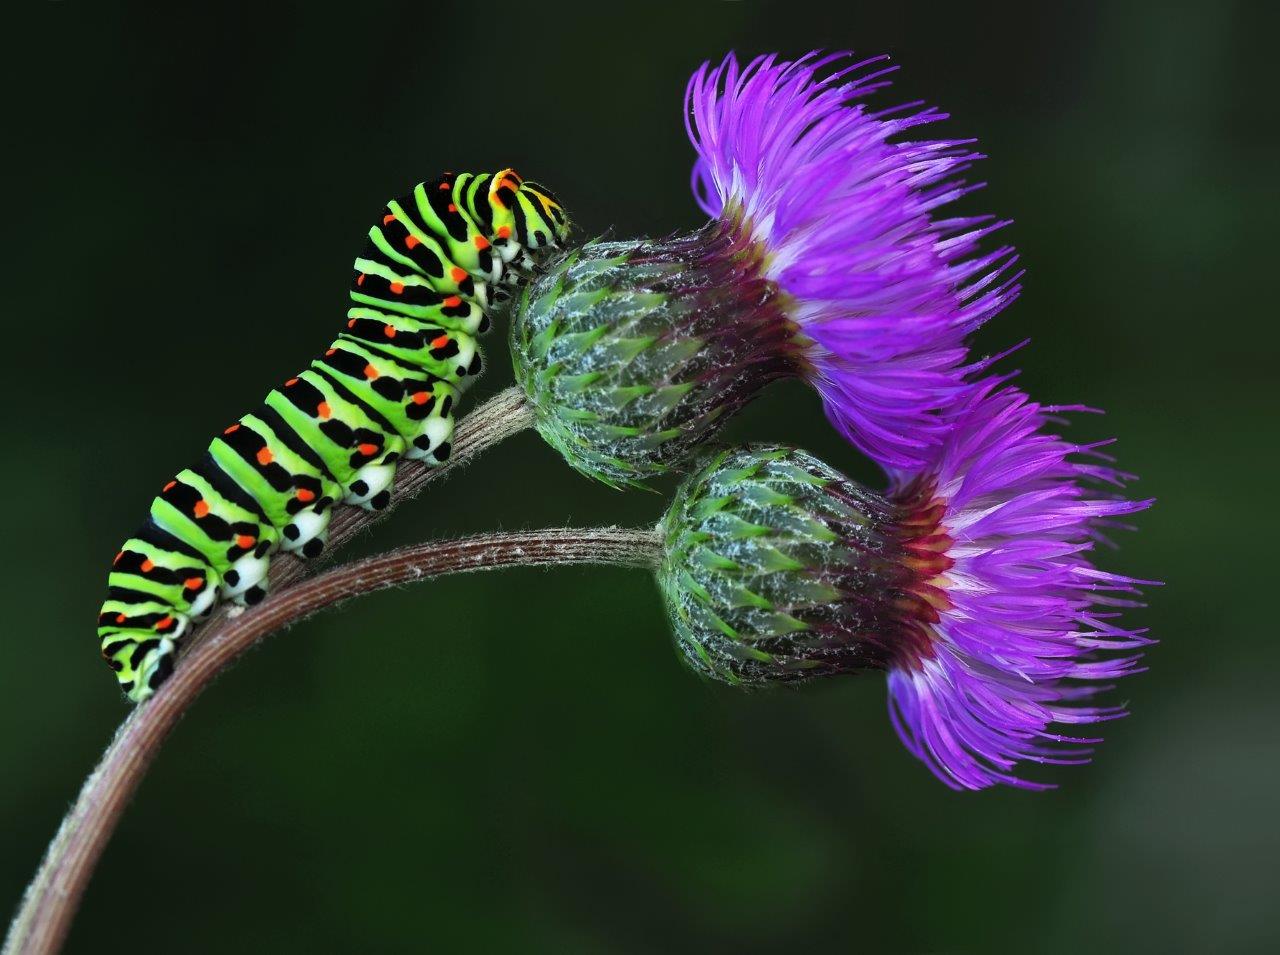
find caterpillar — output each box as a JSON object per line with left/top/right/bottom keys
{"left": 98, "top": 169, "right": 570, "bottom": 703}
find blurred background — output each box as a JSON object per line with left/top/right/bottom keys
{"left": 4, "top": 1, "right": 1276, "bottom": 951}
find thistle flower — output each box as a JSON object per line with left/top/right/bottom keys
{"left": 511, "top": 52, "right": 1018, "bottom": 486}
{"left": 658, "top": 383, "right": 1152, "bottom": 790}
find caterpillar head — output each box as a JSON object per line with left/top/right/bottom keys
{"left": 488, "top": 168, "right": 571, "bottom": 255}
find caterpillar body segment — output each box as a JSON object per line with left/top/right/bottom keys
{"left": 99, "top": 171, "right": 570, "bottom": 702}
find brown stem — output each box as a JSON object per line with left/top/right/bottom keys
{"left": 8, "top": 385, "right": 536, "bottom": 955}
{"left": 4, "top": 525, "right": 661, "bottom": 955}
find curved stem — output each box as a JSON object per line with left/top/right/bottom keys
{"left": 5, "top": 526, "right": 661, "bottom": 955}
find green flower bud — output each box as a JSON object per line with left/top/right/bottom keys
{"left": 510, "top": 220, "right": 801, "bottom": 487}
{"left": 657, "top": 446, "right": 945, "bottom": 685}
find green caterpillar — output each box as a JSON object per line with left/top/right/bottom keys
{"left": 99, "top": 169, "right": 570, "bottom": 703}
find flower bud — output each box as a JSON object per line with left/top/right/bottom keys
{"left": 510, "top": 222, "right": 800, "bottom": 487}
{"left": 657, "top": 445, "right": 936, "bottom": 684}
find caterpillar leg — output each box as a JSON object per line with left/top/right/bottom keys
{"left": 404, "top": 383, "right": 458, "bottom": 464}
{"left": 280, "top": 503, "right": 333, "bottom": 560}
{"left": 221, "top": 546, "right": 273, "bottom": 606}
{"left": 407, "top": 414, "right": 455, "bottom": 465}
{"left": 343, "top": 463, "right": 396, "bottom": 510}
{"left": 343, "top": 454, "right": 400, "bottom": 511}
{"left": 186, "top": 580, "right": 219, "bottom": 619}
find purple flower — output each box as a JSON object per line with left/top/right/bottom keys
{"left": 883, "top": 380, "right": 1153, "bottom": 789}
{"left": 687, "top": 52, "right": 1020, "bottom": 472}
{"left": 512, "top": 51, "right": 1022, "bottom": 488}
{"left": 658, "top": 381, "right": 1152, "bottom": 791}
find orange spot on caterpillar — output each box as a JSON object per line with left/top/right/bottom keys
{"left": 405, "top": 235, "right": 420, "bottom": 250}
{"left": 496, "top": 225, "right": 512, "bottom": 239}
{"left": 113, "top": 551, "right": 124, "bottom": 565}
{"left": 357, "top": 442, "right": 378, "bottom": 456}
{"left": 443, "top": 295, "right": 462, "bottom": 308}
{"left": 141, "top": 559, "right": 155, "bottom": 572}
{"left": 184, "top": 576, "right": 204, "bottom": 591}
{"left": 156, "top": 615, "right": 174, "bottom": 631}
{"left": 115, "top": 613, "right": 127, "bottom": 624}
{"left": 389, "top": 281, "right": 405, "bottom": 294}
{"left": 383, "top": 214, "right": 395, "bottom": 225}
{"left": 383, "top": 324, "right": 396, "bottom": 338}
{"left": 430, "top": 334, "right": 450, "bottom": 349}
{"left": 236, "top": 534, "right": 256, "bottom": 550}
{"left": 363, "top": 363, "right": 379, "bottom": 379}
{"left": 411, "top": 391, "right": 429, "bottom": 405}
{"left": 295, "top": 487, "right": 316, "bottom": 502}
{"left": 285, "top": 377, "right": 299, "bottom": 387}
{"left": 347, "top": 318, "right": 357, "bottom": 328}
{"left": 438, "top": 182, "right": 451, "bottom": 191}
{"left": 256, "top": 447, "right": 274, "bottom": 465}
{"left": 450, "top": 267, "right": 467, "bottom": 282}
{"left": 316, "top": 401, "right": 331, "bottom": 419}
{"left": 193, "top": 500, "right": 210, "bottom": 518}
{"left": 223, "top": 423, "right": 240, "bottom": 435}
{"left": 356, "top": 273, "right": 366, "bottom": 286}
{"left": 325, "top": 348, "right": 336, "bottom": 356}
{"left": 473, "top": 235, "right": 490, "bottom": 250}
{"left": 163, "top": 480, "right": 176, "bottom": 492}
{"left": 447, "top": 203, "right": 457, "bottom": 213}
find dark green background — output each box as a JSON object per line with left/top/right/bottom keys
{"left": 5, "top": 2, "right": 1275, "bottom": 952}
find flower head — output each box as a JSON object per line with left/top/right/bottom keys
{"left": 511, "top": 51, "right": 1019, "bottom": 486}
{"left": 687, "top": 52, "right": 1020, "bottom": 472}
{"left": 658, "top": 383, "right": 1152, "bottom": 790}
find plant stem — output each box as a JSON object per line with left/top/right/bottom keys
{"left": 5, "top": 525, "right": 661, "bottom": 955}
{"left": 7, "top": 384, "right": 537, "bottom": 955}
